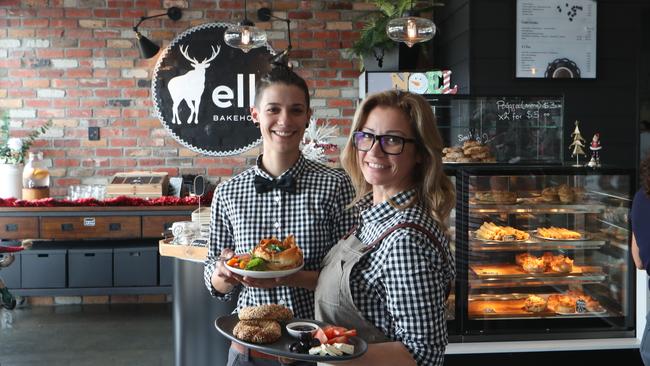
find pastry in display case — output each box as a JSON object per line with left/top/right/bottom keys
{"left": 457, "top": 166, "right": 635, "bottom": 339}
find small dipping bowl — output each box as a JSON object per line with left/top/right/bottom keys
{"left": 286, "top": 321, "right": 320, "bottom": 339}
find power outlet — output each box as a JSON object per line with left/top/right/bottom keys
{"left": 88, "top": 127, "right": 100, "bottom": 141}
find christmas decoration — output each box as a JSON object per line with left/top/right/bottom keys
{"left": 568, "top": 120, "right": 586, "bottom": 166}
{"left": 587, "top": 132, "right": 602, "bottom": 168}
{"left": 0, "top": 191, "right": 212, "bottom": 208}
{"left": 300, "top": 118, "right": 339, "bottom": 163}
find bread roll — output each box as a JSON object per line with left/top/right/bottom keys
{"left": 233, "top": 319, "right": 282, "bottom": 344}
{"left": 252, "top": 235, "right": 303, "bottom": 270}
{"left": 238, "top": 304, "right": 294, "bottom": 322}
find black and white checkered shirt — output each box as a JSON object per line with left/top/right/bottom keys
{"left": 350, "top": 189, "right": 455, "bottom": 366}
{"left": 204, "top": 154, "right": 357, "bottom": 319}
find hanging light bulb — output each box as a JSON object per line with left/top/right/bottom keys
{"left": 387, "top": 14, "right": 436, "bottom": 48}
{"left": 224, "top": 0, "right": 267, "bottom": 53}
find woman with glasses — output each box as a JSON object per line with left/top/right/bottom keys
{"left": 314, "top": 90, "right": 455, "bottom": 366}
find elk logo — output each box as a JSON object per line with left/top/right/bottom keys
{"left": 168, "top": 44, "right": 220, "bottom": 124}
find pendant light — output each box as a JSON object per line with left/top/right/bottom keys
{"left": 386, "top": 1, "right": 437, "bottom": 48}
{"left": 224, "top": 0, "right": 267, "bottom": 53}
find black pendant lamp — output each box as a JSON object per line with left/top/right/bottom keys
{"left": 133, "top": 7, "right": 183, "bottom": 59}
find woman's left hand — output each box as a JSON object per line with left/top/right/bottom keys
{"left": 239, "top": 275, "right": 287, "bottom": 288}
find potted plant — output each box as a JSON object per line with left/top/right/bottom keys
{"left": 349, "top": 0, "right": 443, "bottom": 71}
{"left": 0, "top": 112, "right": 51, "bottom": 199}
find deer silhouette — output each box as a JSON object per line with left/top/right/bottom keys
{"left": 168, "top": 44, "right": 220, "bottom": 124}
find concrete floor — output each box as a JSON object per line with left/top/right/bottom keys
{"left": 0, "top": 303, "right": 173, "bottom": 366}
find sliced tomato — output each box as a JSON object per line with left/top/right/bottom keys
{"left": 342, "top": 329, "right": 357, "bottom": 337}
{"left": 326, "top": 335, "right": 349, "bottom": 345}
{"left": 322, "top": 326, "right": 337, "bottom": 339}
{"left": 314, "top": 328, "right": 328, "bottom": 344}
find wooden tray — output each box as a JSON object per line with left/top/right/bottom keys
{"left": 159, "top": 239, "right": 208, "bottom": 262}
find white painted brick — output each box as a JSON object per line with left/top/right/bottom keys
{"left": 121, "top": 68, "right": 148, "bottom": 78}
{"left": 23, "top": 39, "right": 50, "bottom": 48}
{"left": 310, "top": 99, "right": 326, "bottom": 107}
{"left": 45, "top": 128, "right": 64, "bottom": 138}
{"left": 54, "top": 296, "right": 82, "bottom": 305}
{"left": 341, "top": 89, "right": 359, "bottom": 99}
{"left": 265, "top": 31, "right": 286, "bottom": 40}
{"left": 92, "top": 59, "right": 106, "bottom": 68}
{"left": 181, "top": 10, "right": 203, "bottom": 20}
{"left": 64, "top": 0, "right": 77, "bottom": 6}
{"left": 37, "top": 89, "right": 65, "bottom": 98}
{"left": 51, "top": 59, "right": 78, "bottom": 69}
{"left": 9, "top": 109, "right": 36, "bottom": 118}
{"left": 0, "top": 50, "right": 7, "bottom": 58}
{"left": 0, "top": 39, "right": 20, "bottom": 48}
{"left": 313, "top": 108, "right": 340, "bottom": 118}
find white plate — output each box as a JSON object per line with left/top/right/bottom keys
{"left": 226, "top": 262, "right": 304, "bottom": 279}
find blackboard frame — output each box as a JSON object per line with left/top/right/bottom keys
{"left": 423, "top": 94, "right": 565, "bottom": 164}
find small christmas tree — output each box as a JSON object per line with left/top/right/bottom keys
{"left": 569, "top": 120, "right": 586, "bottom": 166}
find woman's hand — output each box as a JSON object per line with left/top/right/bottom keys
{"left": 240, "top": 270, "right": 319, "bottom": 291}
{"left": 211, "top": 248, "right": 244, "bottom": 294}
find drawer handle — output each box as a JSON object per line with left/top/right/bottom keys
{"left": 84, "top": 253, "right": 96, "bottom": 257}
{"left": 37, "top": 254, "right": 49, "bottom": 258}
{"left": 5, "top": 224, "right": 18, "bottom": 232}
{"left": 129, "top": 252, "right": 141, "bottom": 257}
{"left": 61, "top": 223, "right": 74, "bottom": 231}
{"left": 109, "top": 223, "right": 121, "bottom": 231}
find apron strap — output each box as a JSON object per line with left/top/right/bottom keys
{"left": 362, "top": 222, "right": 453, "bottom": 299}
{"left": 342, "top": 225, "right": 358, "bottom": 240}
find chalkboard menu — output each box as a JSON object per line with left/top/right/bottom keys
{"left": 426, "top": 96, "right": 564, "bottom": 164}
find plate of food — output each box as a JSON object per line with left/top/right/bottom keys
{"left": 533, "top": 227, "right": 589, "bottom": 241}
{"left": 474, "top": 222, "right": 530, "bottom": 242}
{"left": 215, "top": 304, "right": 367, "bottom": 362}
{"left": 473, "top": 191, "right": 518, "bottom": 205}
{"left": 225, "top": 236, "right": 304, "bottom": 279}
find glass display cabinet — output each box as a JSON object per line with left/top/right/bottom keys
{"left": 449, "top": 165, "right": 635, "bottom": 342}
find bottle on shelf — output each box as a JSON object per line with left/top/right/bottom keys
{"left": 22, "top": 151, "right": 50, "bottom": 200}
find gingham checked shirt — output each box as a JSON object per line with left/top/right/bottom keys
{"left": 350, "top": 189, "right": 455, "bottom": 366}
{"left": 204, "top": 154, "right": 357, "bottom": 320}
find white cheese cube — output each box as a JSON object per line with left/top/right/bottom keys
{"left": 333, "top": 343, "right": 355, "bottom": 354}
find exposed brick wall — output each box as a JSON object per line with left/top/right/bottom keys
{"left": 0, "top": 0, "right": 374, "bottom": 197}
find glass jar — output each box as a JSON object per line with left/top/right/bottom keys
{"left": 22, "top": 151, "right": 50, "bottom": 189}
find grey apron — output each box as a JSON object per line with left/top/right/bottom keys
{"left": 315, "top": 222, "right": 450, "bottom": 345}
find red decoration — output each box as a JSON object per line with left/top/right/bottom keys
{"left": 0, "top": 191, "right": 212, "bottom": 208}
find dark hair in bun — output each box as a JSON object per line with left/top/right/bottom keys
{"left": 254, "top": 63, "right": 310, "bottom": 108}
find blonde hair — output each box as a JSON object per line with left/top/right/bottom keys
{"left": 341, "top": 90, "right": 455, "bottom": 230}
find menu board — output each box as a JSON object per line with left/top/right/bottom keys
{"left": 516, "top": 0, "right": 597, "bottom": 79}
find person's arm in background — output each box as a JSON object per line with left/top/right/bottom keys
{"left": 633, "top": 233, "right": 644, "bottom": 270}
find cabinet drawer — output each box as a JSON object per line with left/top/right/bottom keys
{"left": 0, "top": 217, "right": 39, "bottom": 239}
{"left": 142, "top": 215, "right": 189, "bottom": 238}
{"left": 41, "top": 216, "right": 141, "bottom": 239}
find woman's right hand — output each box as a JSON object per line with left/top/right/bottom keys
{"left": 211, "top": 248, "right": 244, "bottom": 293}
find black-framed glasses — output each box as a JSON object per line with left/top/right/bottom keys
{"left": 352, "top": 131, "right": 417, "bottom": 155}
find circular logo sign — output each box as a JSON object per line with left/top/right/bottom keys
{"left": 152, "top": 22, "right": 273, "bottom": 156}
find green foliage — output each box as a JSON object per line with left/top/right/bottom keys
{"left": 0, "top": 112, "right": 52, "bottom": 165}
{"left": 349, "top": 0, "right": 443, "bottom": 69}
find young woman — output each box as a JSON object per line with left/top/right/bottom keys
{"left": 631, "top": 153, "right": 650, "bottom": 365}
{"left": 314, "top": 90, "right": 456, "bottom": 366}
{"left": 203, "top": 65, "right": 356, "bottom": 366}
